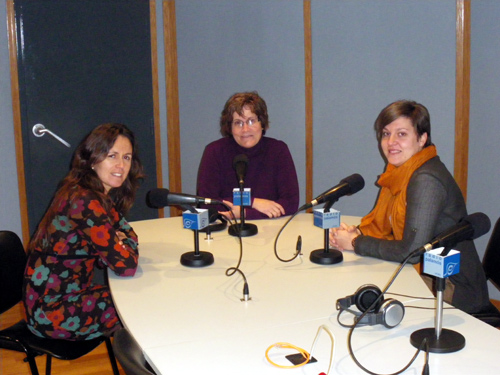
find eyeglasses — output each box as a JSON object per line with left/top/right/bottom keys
{"left": 232, "top": 118, "right": 260, "bottom": 128}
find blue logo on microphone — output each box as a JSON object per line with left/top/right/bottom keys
{"left": 182, "top": 209, "right": 209, "bottom": 230}
{"left": 183, "top": 218, "right": 196, "bottom": 229}
{"left": 423, "top": 249, "right": 460, "bottom": 278}
{"left": 313, "top": 208, "right": 340, "bottom": 229}
{"left": 233, "top": 188, "right": 251, "bottom": 206}
{"left": 446, "top": 262, "right": 459, "bottom": 277}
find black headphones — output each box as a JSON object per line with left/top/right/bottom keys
{"left": 336, "top": 284, "right": 405, "bottom": 329}
{"left": 198, "top": 207, "right": 228, "bottom": 233}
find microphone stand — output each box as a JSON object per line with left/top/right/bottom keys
{"left": 309, "top": 200, "right": 343, "bottom": 265}
{"left": 180, "top": 229, "right": 215, "bottom": 267}
{"left": 179, "top": 205, "right": 214, "bottom": 267}
{"left": 228, "top": 184, "right": 258, "bottom": 237}
{"left": 410, "top": 246, "right": 465, "bottom": 353}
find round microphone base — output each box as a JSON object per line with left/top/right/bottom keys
{"left": 309, "top": 249, "right": 343, "bottom": 265}
{"left": 228, "top": 223, "right": 258, "bottom": 237}
{"left": 410, "top": 328, "right": 465, "bottom": 353}
{"left": 180, "top": 251, "right": 214, "bottom": 268}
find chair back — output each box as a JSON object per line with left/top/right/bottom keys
{"left": 483, "top": 217, "right": 500, "bottom": 288}
{"left": 0, "top": 231, "right": 27, "bottom": 314}
{"left": 112, "top": 329, "right": 156, "bottom": 375}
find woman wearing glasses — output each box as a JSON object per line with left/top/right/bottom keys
{"left": 197, "top": 91, "right": 299, "bottom": 220}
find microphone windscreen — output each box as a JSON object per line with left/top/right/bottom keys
{"left": 341, "top": 173, "right": 365, "bottom": 195}
{"left": 463, "top": 212, "right": 491, "bottom": 240}
{"left": 146, "top": 188, "right": 169, "bottom": 208}
{"left": 233, "top": 154, "right": 249, "bottom": 169}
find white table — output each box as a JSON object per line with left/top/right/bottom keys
{"left": 109, "top": 213, "right": 500, "bottom": 374}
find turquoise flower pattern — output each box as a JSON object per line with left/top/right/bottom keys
{"left": 23, "top": 187, "right": 139, "bottom": 340}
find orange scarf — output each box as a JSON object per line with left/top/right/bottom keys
{"left": 359, "top": 145, "right": 437, "bottom": 240}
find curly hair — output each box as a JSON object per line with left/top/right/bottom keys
{"left": 219, "top": 91, "right": 270, "bottom": 137}
{"left": 31, "top": 123, "right": 145, "bottom": 247}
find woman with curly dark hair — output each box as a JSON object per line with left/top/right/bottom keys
{"left": 23, "top": 123, "right": 144, "bottom": 340}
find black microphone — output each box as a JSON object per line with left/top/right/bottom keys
{"left": 233, "top": 154, "right": 248, "bottom": 187}
{"left": 300, "top": 173, "right": 365, "bottom": 211}
{"left": 228, "top": 154, "right": 258, "bottom": 237}
{"left": 146, "top": 188, "right": 222, "bottom": 208}
{"left": 415, "top": 212, "right": 491, "bottom": 254}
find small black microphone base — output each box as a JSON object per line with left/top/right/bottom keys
{"left": 180, "top": 251, "right": 214, "bottom": 268}
{"left": 309, "top": 228, "right": 343, "bottom": 265}
{"left": 410, "top": 328, "right": 465, "bottom": 353}
{"left": 309, "top": 248, "right": 343, "bottom": 265}
{"left": 228, "top": 223, "right": 258, "bottom": 237}
{"left": 180, "top": 229, "right": 214, "bottom": 267}
{"left": 410, "top": 277, "right": 465, "bottom": 353}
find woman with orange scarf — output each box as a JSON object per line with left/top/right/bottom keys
{"left": 329, "top": 100, "right": 490, "bottom": 314}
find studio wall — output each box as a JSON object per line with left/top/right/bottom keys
{"left": 311, "top": 1, "right": 456, "bottom": 216}
{"left": 468, "top": 0, "right": 500, "bottom": 300}
{"left": 1, "top": 1, "right": 498, "bottom": 300}
{"left": 176, "top": 0, "right": 306, "bottom": 205}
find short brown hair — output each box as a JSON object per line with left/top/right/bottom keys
{"left": 219, "top": 92, "right": 270, "bottom": 137}
{"left": 374, "top": 100, "right": 432, "bottom": 147}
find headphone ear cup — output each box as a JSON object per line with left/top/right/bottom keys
{"left": 200, "top": 216, "right": 227, "bottom": 233}
{"left": 199, "top": 208, "right": 228, "bottom": 233}
{"left": 355, "top": 284, "right": 383, "bottom": 313}
{"left": 378, "top": 299, "right": 405, "bottom": 328}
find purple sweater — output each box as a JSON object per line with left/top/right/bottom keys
{"left": 197, "top": 136, "right": 300, "bottom": 219}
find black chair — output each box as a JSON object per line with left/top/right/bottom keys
{"left": 472, "top": 217, "right": 500, "bottom": 327}
{"left": 112, "top": 328, "right": 157, "bottom": 375}
{"left": 0, "top": 230, "right": 120, "bottom": 375}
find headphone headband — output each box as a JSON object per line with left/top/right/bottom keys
{"left": 336, "top": 285, "right": 405, "bottom": 329}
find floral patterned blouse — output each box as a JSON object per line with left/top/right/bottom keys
{"left": 23, "top": 186, "right": 139, "bottom": 341}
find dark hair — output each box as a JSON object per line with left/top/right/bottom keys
{"left": 31, "top": 123, "right": 144, "bottom": 247}
{"left": 374, "top": 100, "right": 432, "bottom": 147}
{"left": 219, "top": 91, "right": 270, "bottom": 137}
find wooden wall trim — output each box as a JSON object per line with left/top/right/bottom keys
{"left": 163, "top": 0, "right": 182, "bottom": 216}
{"left": 7, "top": 0, "right": 30, "bottom": 244}
{"left": 149, "top": 0, "right": 164, "bottom": 218}
{"left": 303, "top": 0, "right": 313, "bottom": 206}
{"left": 455, "top": 0, "right": 471, "bottom": 201}
{"left": 9, "top": 1, "right": 168, "bottom": 243}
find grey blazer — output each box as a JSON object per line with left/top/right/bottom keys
{"left": 355, "top": 156, "right": 490, "bottom": 314}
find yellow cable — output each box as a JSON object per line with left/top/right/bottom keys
{"left": 265, "top": 342, "right": 311, "bottom": 369}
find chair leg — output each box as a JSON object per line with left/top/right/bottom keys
{"left": 105, "top": 337, "right": 120, "bottom": 375}
{"left": 23, "top": 353, "right": 41, "bottom": 375}
{"left": 45, "top": 355, "right": 52, "bottom": 375}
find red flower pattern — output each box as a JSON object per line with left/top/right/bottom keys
{"left": 90, "top": 225, "right": 111, "bottom": 247}
{"left": 23, "top": 187, "right": 138, "bottom": 341}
